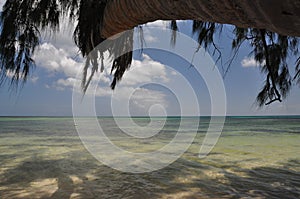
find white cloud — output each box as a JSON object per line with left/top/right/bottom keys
{"left": 130, "top": 88, "right": 168, "bottom": 110}
{"left": 97, "top": 55, "right": 170, "bottom": 111}
{"left": 34, "top": 43, "right": 82, "bottom": 77}
{"left": 110, "top": 86, "right": 168, "bottom": 116}
{"left": 141, "top": 20, "right": 186, "bottom": 44}
{"left": 101, "top": 54, "right": 170, "bottom": 111}
{"left": 30, "top": 76, "right": 39, "bottom": 83}
{"left": 142, "top": 21, "right": 169, "bottom": 43}
{"left": 241, "top": 57, "right": 264, "bottom": 68}
{"left": 56, "top": 77, "right": 78, "bottom": 87}
{"left": 144, "top": 20, "right": 186, "bottom": 29}
{"left": 171, "top": 71, "right": 178, "bottom": 76}
{"left": 34, "top": 42, "right": 110, "bottom": 92}
{"left": 121, "top": 54, "right": 169, "bottom": 86}
{"left": 0, "top": 0, "right": 5, "bottom": 11}
{"left": 106, "top": 54, "right": 170, "bottom": 114}
{"left": 30, "top": 18, "right": 175, "bottom": 114}
{"left": 35, "top": 41, "right": 171, "bottom": 112}
{"left": 144, "top": 34, "right": 158, "bottom": 43}
{"left": 5, "top": 70, "right": 39, "bottom": 84}
{"left": 145, "top": 20, "right": 168, "bottom": 29}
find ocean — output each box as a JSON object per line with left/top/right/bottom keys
{"left": 0, "top": 116, "right": 299, "bottom": 198}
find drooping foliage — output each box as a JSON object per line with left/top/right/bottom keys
{"left": 294, "top": 57, "right": 300, "bottom": 85}
{"left": 232, "top": 29, "right": 299, "bottom": 106}
{"left": 179, "top": 21, "right": 300, "bottom": 106}
{"left": 0, "top": 0, "right": 299, "bottom": 106}
{"left": 0, "top": 0, "right": 133, "bottom": 91}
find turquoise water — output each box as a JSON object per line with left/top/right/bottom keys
{"left": 0, "top": 117, "right": 299, "bottom": 198}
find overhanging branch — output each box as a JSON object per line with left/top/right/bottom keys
{"left": 102, "top": 0, "right": 300, "bottom": 39}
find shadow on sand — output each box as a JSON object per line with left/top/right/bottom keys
{"left": 0, "top": 152, "right": 299, "bottom": 199}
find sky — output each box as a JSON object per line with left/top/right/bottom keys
{"left": 0, "top": 4, "right": 300, "bottom": 116}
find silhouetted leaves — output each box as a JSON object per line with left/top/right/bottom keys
{"left": 0, "top": 1, "right": 299, "bottom": 106}
{"left": 192, "top": 20, "right": 223, "bottom": 64}
{"left": 294, "top": 57, "right": 300, "bottom": 85}
{"left": 192, "top": 21, "right": 222, "bottom": 50}
{"left": 170, "top": 20, "right": 178, "bottom": 46}
{"left": 232, "top": 27, "right": 298, "bottom": 106}
{"left": 0, "top": 0, "right": 41, "bottom": 85}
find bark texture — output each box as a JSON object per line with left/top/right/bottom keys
{"left": 101, "top": 0, "right": 300, "bottom": 38}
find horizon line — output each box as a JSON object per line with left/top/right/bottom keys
{"left": 1, "top": 114, "right": 300, "bottom": 118}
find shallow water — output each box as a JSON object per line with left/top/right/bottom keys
{"left": 0, "top": 117, "right": 299, "bottom": 199}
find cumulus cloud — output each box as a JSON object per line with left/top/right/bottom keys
{"left": 241, "top": 57, "right": 264, "bottom": 68}
{"left": 121, "top": 54, "right": 169, "bottom": 86}
{"left": 142, "top": 20, "right": 186, "bottom": 43}
{"left": 5, "top": 70, "right": 39, "bottom": 84}
{"left": 39, "top": 46, "right": 169, "bottom": 86}
{"left": 54, "top": 77, "right": 79, "bottom": 91}
{"left": 30, "top": 18, "right": 174, "bottom": 113}
{"left": 107, "top": 54, "right": 170, "bottom": 114}
{"left": 130, "top": 88, "right": 168, "bottom": 110}
{"left": 144, "top": 34, "right": 158, "bottom": 43}
{"left": 97, "top": 54, "right": 170, "bottom": 110}
{"left": 142, "top": 21, "right": 170, "bottom": 43}
{"left": 35, "top": 40, "right": 170, "bottom": 111}
{"left": 34, "top": 43, "right": 82, "bottom": 77}
{"left": 145, "top": 20, "right": 168, "bottom": 29}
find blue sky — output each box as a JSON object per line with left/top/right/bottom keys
{"left": 0, "top": 19, "right": 300, "bottom": 116}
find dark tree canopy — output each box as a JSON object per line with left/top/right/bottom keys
{"left": 0, "top": 0, "right": 299, "bottom": 106}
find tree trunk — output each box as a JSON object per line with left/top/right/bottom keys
{"left": 101, "top": 0, "right": 300, "bottom": 38}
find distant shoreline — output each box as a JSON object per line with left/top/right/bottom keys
{"left": 1, "top": 115, "right": 300, "bottom": 119}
